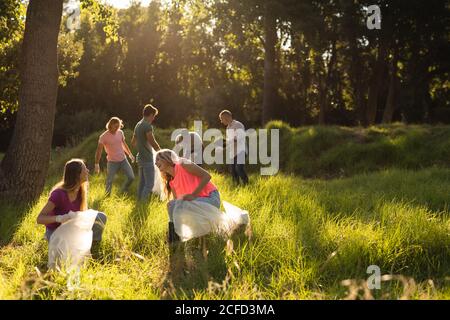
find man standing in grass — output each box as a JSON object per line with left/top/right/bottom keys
{"left": 132, "top": 104, "right": 161, "bottom": 201}
{"left": 219, "top": 109, "right": 249, "bottom": 186}
{"left": 95, "top": 117, "right": 135, "bottom": 196}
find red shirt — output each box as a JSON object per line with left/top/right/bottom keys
{"left": 169, "top": 163, "right": 217, "bottom": 199}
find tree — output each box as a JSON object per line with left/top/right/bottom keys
{"left": 262, "top": 0, "right": 278, "bottom": 125}
{"left": 0, "top": 0, "right": 64, "bottom": 203}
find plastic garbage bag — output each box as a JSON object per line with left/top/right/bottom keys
{"left": 152, "top": 149, "right": 166, "bottom": 200}
{"left": 173, "top": 200, "right": 250, "bottom": 242}
{"left": 48, "top": 209, "right": 98, "bottom": 270}
{"left": 222, "top": 201, "right": 250, "bottom": 226}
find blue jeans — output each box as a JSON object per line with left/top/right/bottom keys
{"left": 229, "top": 155, "right": 249, "bottom": 185}
{"left": 106, "top": 159, "right": 135, "bottom": 195}
{"left": 167, "top": 190, "right": 221, "bottom": 222}
{"left": 138, "top": 161, "right": 155, "bottom": 201}
{"left": 45, "top": 212, "right": 107, "bottom": 242}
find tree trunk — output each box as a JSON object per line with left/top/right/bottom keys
{"left": 382, "top": 49, "right": 400, "bottom": 123}
{"left": 366, "top": 41, "right": 388, "bottom": 126}
{"left": 318, "top": 76, "right": 327, "bottom": 125}
{"left": 348, "top": 37, "right": 366, "bottom": 126}
{"left": 319, "top": 40, "right": 337, "bottom": 125}
{"left": 262, "top": 1, "right": 277, "bottom": 125}
{"left": 0, "top": 0, "right": 63, "bottom": 203}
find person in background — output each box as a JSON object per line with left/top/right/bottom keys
{"left": 37, "top": 158, "right": 107, "bottom": 242}
{"left": 219, "top": 110, "right": 249, "bottom": 185}
{"left": 95, "top": 117, "right": 135, "bottom": 196}
{"left": 174, "top": 129, "right": 204, "bottom": 165}
{"left": 132, "top": 104, "right": 161, "bottom": 201}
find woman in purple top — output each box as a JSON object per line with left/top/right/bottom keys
{"left": 37, "top": 158, "right": 107, "bottom": 242}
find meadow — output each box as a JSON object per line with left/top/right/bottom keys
{"left": 0, "top": 123, "right": 449, "bottom": 299}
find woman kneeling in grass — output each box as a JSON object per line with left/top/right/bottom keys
{"left": 155, "top": 149, "right": 221, "bottom": 243}
{"left": 37, "top": 158, "right": 107, "bottom": 242}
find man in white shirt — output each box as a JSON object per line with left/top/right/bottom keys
{"left": 219, "top": 110, "right": 249, "bottom": 185}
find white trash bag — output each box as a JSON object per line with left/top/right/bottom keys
{"left": 152, "top": 149, "right": 166, "bottom": 201}
{"left": 48, "top": 209, "right": 98, "bottom": 270}
{"left": 173, "top": 200, "right": 250, "bottom": 242}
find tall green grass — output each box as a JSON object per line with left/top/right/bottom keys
{"left": 0, "top": 168, "right": 448, "bottom": 299}
{"left": 266, "top": 121, "right": 450, "bottom": 177}
{"left": 0, "top": 124, "right": 449, "bottom": 299}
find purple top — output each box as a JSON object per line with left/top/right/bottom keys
{"left": 46, "top": 188, "right": 81, "bottom": 231}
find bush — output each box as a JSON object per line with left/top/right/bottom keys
{"left": 53, "top": 109, "right": 108, "bottom": 147}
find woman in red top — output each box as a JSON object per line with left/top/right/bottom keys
{"left": 37, "top": 158, "right": 107, "bottom": 242}
{"left": 155, "top": 149, "right": 221, "bottom": 243}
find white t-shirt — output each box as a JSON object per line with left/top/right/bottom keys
{"left": 226, "top": 120, "right": 246, "bottom": 156}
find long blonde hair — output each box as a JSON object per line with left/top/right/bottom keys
{"left": 52, "top": 158, "right": 88, "bottom": 211}
{"left": 155, "top": 149, "right": 180, "bottom": 200}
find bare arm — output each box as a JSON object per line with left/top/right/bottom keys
{"left": 36, "top": 201, "right": 58, "bottom": 225}
{"left": 95, "top": 143, "right": 103, "bottom": 165}
{"left": 131, "top": 134, "right": 137, "bottom": 148}
{"left": 172, "top": 188, "right": 177, "bottom": 200}
{"left": 122, "top": 139, "right": 135, "bottom": 163}
{"left": 146, "top": 131, "right": 161, "bottom": 151}
{"left": 122, "top": 138, "right": 132, "bottom": 157}
{"left": 181, "top": 162, "right": 211, "bottom": 197}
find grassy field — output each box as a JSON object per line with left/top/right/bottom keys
{"left": 266, "top": 121, "right": 450, "bottom": 177}
{"left": 0, "top": 124, "right": 449, "bottom": 299}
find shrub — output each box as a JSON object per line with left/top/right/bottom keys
{"left": 53, "top": 109, "right": 108, "bottom": 147}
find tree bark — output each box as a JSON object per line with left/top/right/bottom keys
{"left": 262, "top": 1, "right": 277, "bottom": 125}
{"left": 366, "top": 41, "right": 388, "bottom": 126}
{"left": 0, "top": 0, "right": 63, "bottom": 203}
{"left": 318, "top": 76, "right": 326, "bottom": 125}
{"left": 382, "top": 49, "right": 400, "bottom": 123}
{"left": 349, "top": 37, "right": 366, "bottom": 126}
{"left": 319, "top": 40, "right": 337, "bottom": 125}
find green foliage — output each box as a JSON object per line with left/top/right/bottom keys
{"left": 53, "top": 109, "right": 107, "bottom": 146}
{"left": 57, "top": 30, "right": 83, "bottom": 87}
{"left": 1, "top": 0, "right": 449, "bottom": 150}
{"left": 0, "top": 0, "right": 25, "bottom": 117}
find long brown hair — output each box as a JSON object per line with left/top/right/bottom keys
{"left": 155, "top": 149, "right": 180, "bottom": 200}
{"left": 52, "top": 158, "right": 88, "bottom": 211}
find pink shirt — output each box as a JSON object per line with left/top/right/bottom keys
{"left": 169, "top": 163, "right": 217, "bottom": 199}
{"left": 99, "top": 130, "right": 126, "bottom": 162}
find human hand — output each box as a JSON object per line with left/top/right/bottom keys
{"left": 182, "top": 194, "right": 196, "bottom": 201}
{"left": 55, "top": 211, "right": 77, "bottom": 224}
{"left": 95, "top": 163, "right": 100, "bottom": 174}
